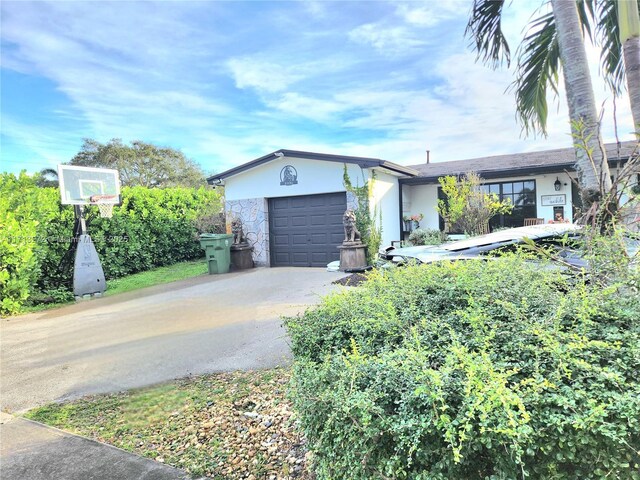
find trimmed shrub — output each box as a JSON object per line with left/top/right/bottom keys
{"left": 285, "top": 258, "right": 640, "bottom": 479}
{"left": 407, "top": 228, "right": 449, "bottom": 246}
{"left": 0, "top": 172, "right": 223, "bottom": 315}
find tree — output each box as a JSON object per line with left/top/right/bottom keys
{"left": 619, "top": 0, "right": 640, "bottom": 131}
{"left": 70, "top": 138, "right": 206, "bottom": 188}
{"left": 551, "top": 0, "right": 611, "bottom": 194}
{"left": 35, "top": 168, "right": 59, "bottom": 188}
{"left": 436, "top": 172, "right": 513, "bottom": 236}
{"left": 465, "top": 0, "right": 640, "bottom": 203}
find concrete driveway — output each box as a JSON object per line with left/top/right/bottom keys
{"left": 1, "top": 267, "right": 341, "bottom": 413}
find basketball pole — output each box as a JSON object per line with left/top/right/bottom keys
{"left": 73, "top": 205, "right": 87, "bottom": 235}
{"left": 71, "top": 203, "right": 107, "bottom": 298}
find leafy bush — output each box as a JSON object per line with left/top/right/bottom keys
{"left": 407, "top": 228, "right": 449, "bottom": 246}
{"left": 437, "top": 172, "right": 512, "bottom": 235}
{"left": 0, "top": 172, "right": 223, "bottom": 315}
{"left": 285, "top": 258, "right": 640, "bottom": 479}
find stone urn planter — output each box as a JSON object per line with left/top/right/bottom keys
{"left": 230, "top": 243, "right": 254, "bottom": 270}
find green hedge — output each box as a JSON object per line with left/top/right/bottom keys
{"left": 0, "top": 172, "right": 223, "bottom": 316}
{"left": 285, "top": 258, "right": 640, "bottom": 479}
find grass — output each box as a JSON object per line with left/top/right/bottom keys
{"left": 25, "top": 369, "right": 308, "bottom": 479}
{"left": 26, "top": 376, "right": 229, "bottom": 476}
{"left": 104, "top": 259, "right": 208, "bottom": 296}
{"left": 21, "top": 259, "right": 208, "bottom": 314}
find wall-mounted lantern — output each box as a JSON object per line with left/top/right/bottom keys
{"left": 554, "top": 177, "right": 562, "bottom": 191}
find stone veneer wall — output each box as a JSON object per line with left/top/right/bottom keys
{"left": 226, "top": 198, "right": 269, "bottom": 266}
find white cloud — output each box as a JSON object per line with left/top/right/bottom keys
{"left": 227, "top": 58, "right": 305, "bottom": 94}
{"left": 266, "top": 93, "right": 344, "bottom": 122}
{"left": 348, "top": 23, "right": 427, "bottom": 56}
{"left": 395, "top": 1, "right": 468, "bottom": 28}
{"left": 1, "top": 0, "right": 635, "bottom": 177}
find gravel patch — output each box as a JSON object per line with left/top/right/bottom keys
{"left": 27, "top": 369, "right": 313, "bottom": 480}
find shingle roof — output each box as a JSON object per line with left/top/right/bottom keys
{"left": 403, "top": 141, "right": 638, "bottom": 184}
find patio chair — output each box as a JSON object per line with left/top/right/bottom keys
{"left": 476, "top": 222, "right": 490, "bottom": 235}
{"left": 524, "top": 218, "right": 544, "bottom": 226}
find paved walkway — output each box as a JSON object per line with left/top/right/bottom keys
{"left": 0, "top": 412, "right": 195, "bottom": 480}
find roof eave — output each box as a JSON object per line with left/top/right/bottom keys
{"left": 400, "top": 163, "right": 577, "bottom": 185}
{"left": 207, "top": 149, "right": 417, "bottom": 183}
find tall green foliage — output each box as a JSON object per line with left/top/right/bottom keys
{"left": 437, "top": 172, "right": 512, "bottom": 235}
{"left": 342, "top": 165, "right": 382, "bottom": 264}
{"left": 71, "top": 138, "right": 206, "bottom": 188}
{"left": 286, "top": 258, "right": 640, "bottom": 479}
{"left": 0, "top": 172, "right": 223, "bottom": 316}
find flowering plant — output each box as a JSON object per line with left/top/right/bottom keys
{"left": 403, "top": 213, "right": 424, "bottom": 222}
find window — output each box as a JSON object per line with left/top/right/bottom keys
{"left": 482, "top": 180, "right": 536, "bottom": 229}
{"left": 438, "top": 179, "right": 537, "bottom": 232}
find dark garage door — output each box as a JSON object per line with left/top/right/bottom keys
{"left": 268, "top": 192, "right": 346, "bottom": 267}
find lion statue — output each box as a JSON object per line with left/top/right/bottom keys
{"left": 343, "top": 209, "right": 361, "bottom": 243}
{"left": 231, "top": 218, "right": 246, "bottom": 245}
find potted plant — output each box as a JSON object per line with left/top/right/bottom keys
{"left": 403, "top": 213, "right": 424, "bottom": 231}
{"left": 410, "top": 213, "right": 423, "bottom": 230}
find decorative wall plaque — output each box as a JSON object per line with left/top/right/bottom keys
{"left": 280, "top": 165, "right": 298, "bottom": 186}
{"left": 541, "top": 194, "right": 566, "bottom": 206}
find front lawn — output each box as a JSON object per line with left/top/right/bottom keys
{"left": 26, "top": 368, "right": 309, "bottom": 479}
{"left": 104, "top": 259, "right": 208, "bottom": 296}
{"left": 22, "top": 259, "right": 208, "bottom": 314}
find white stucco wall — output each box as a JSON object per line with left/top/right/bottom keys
{"left": 404, "top": 172, "right": 578, "bottom": 229}
{"left": 224, "top": 155, "right": 365, "bottom": 201}
{"left": 370, "top": 170, "right": 401, "bottom": 246}
{"left": 405, "top": 184, "right": 440, "bottom": 230}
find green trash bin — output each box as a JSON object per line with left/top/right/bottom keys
{"left": 199, "top": 234, "right": 233, "bottom": 274}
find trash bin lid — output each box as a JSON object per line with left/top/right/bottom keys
{"left": 199, "top": 233, "right": 233, "bottom": 239}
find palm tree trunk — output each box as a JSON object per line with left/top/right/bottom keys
{"left": 619, "top": 0, "right": 640, "bottom": 134}
{"left": 551, "top": 0, "right": 612, "bottom": 199}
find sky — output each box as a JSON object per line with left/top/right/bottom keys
{"left": 0, "top": 0, "right": 635, "bottom": 176}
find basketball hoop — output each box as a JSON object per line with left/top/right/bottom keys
{"left": 89, "top": 194, "right": 118, "bottom": 218}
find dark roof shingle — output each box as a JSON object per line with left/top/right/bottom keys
{"left": 404, "top": 141, "right": 638, "bottom": 183}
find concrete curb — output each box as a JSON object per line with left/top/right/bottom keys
{"left": 1, "top": 411, "right": 204, "bottom": 480}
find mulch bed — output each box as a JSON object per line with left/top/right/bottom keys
{"left": 29, "top": 369, "right": 314, "bottom": 480}
{"left": 332, "top": 272, "right": 369, "bottom": 287}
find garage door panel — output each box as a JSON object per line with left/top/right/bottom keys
{"left": 291, "top": 252, "right": 309, "bottom": 264}
{"left": 274, "top": 252, "right": 290, "bottom": 264}
{"left": 328, "top": 194, "right": 343, "bottom": 205}
{"left": 273, "top": 217, "right": 289, "bottom": 228}
{"left": 291, "top": 216, "right": 307, "bottom": 227}
{"left": 273, "top": 235, "right": 290, "bottom": 246}
{"left": 328, "top": 213, "right": 344, "bottom": 225}
{"left": 310, "top": 233, "right": 327, "bottom": 244}
{"left": 331, "top": 233, "right": 345, "bottom": 243}
{"left": 292, "top": 234, "right": 308, "bottom": 245}
{"left": 290, "top": 197, "right": 307, "bottom": 208}
{"left": 312, "top": 252, "right": 336, "bottom": 263}
{"left": 269, "top": 192, "right": 346, "bottom": 267}
{"left": 272, "top": 198, "right": 289, "bottom": 210}
{"left": 310, "top": 215, "right": 326, "bottom": 225}
{"left": 309, "top": 196, "right": 329, "bottom": 207}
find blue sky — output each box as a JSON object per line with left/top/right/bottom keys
{"left": 0, "top": 0, "right": 634, "bottom": 176}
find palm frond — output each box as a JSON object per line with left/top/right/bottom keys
{"left": 40, "top": 168, "right": 59, "bottom": 178}
{"left": 511, "top": 11, "right": 560, "bottom": 136}
{"left": 577, "top": 0, "right": 595, "bottom": 42}
{"left": 589, "top": 0, "right": 626, "bottom": 95}
{"left": 465, "top": 0, "right": 511, "bottom": 68}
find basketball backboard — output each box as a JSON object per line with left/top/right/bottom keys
{"left": 58, "top": 165, "right": 121, "bottom": 205}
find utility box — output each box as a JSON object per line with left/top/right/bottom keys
{"left": 199, "top": 234, "right": 233, "bottom": 274}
